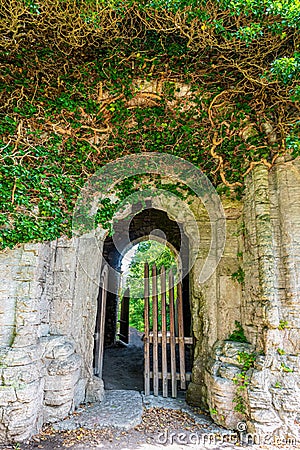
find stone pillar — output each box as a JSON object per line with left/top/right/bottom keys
{"left": 243, "top": 161, "right": 300, "bottom": 439}
{"left": 0, "top": 244, "right": 44, "bottom": 443}
{"left": 187, "top": 198, "right": 243, "bottom": 409}
{"left": 41, "top": 336, "right": 83, "bottom": 423}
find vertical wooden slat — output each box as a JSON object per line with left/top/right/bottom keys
{"left": 93, "top": 285, "right": 101, "bottom": 376}
{"left": 177, "top": 281, "right": 186, "bottom": 390}
{"left": 119, "top": 288, "right": 130, "bottom": 343}
{"left": 152, "top": 264, "right": 159, "bottom": 396}
{"left": 144, "top": 262, "right": 150, "bottom": 396}
{"left": 98, "top": 265, "right": 108, "bottom": 379}
{"left": 168, "top": 270, "right": 177, "bottom": 398}
{"left": 175, "top": 289, "right": 179, "bottom": 337}
{"left": 161, "top": 266, "right": 168, "bottom": 397}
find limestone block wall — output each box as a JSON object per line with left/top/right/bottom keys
{"left": 0, "top": 235, "right": 104, "bottom": 443}
{"left": 204, "top": 159, "right": 300, "bottom": 441}
{"left": 46, "top": 234, "right": 104, "bottom": 383}
{"left": 0, "top": 243, "right": 45, "bottom": 442}
{"left": 187, "top": 197, "right": 243, "bottom": 406}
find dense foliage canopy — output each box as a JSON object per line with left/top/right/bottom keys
{"left": 0, "top": 0, "right": 299, "bottom": 248}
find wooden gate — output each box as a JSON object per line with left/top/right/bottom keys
{"left": 94, "top": 264, "right": 109, "bottom": 378}
{"left": 144, "top": 263, "right": 192, "bottom": 398}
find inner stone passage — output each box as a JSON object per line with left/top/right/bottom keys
{"left": 97, "top": 206, "right": 192, "bottom": 393}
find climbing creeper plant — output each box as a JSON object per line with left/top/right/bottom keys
{"left": 233, "top": 351, "right": 256, "bottom": 415}
{"left": 0, "top": 0, "right": 299, "bottom": 249}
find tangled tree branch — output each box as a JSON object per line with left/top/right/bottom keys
{"left": 0, "top": 0, "right": 299, "bottom": 247}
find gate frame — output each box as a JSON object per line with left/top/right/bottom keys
{"left": 93, "top": 264, "right": 109, "bottom": 378}
{"left": 144, "top": 262, "right": 193, "bottom": 398}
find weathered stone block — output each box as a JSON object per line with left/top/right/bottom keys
{"left": 248, "top": 389, "right": 272, "bottom": 409}
{"left": 0, "top": 387, "right": 17, "bottom": 406}
{"left": 44, "top": 388, "right": 74, "bottom": 406}
{"left": 12, "top": 326, "right": 40, "bottom": 348}
{"left": 186, "top": 381, "right": 207, "bottom": 408}
{"left": 250, "top": 368, "right": 270, "bottom": 390}
{"left": 20, "top": 250, "right": 39, "bottom": 266}
{"left": 15, "top": 379, "right": 43, "bottom": 403}
{"left": 14, "top": 266, "right": 37, "bottom": 282}
{"left": 3, "top": 363, "right": 42, "bottom": 386}
{"left": 250, "top": 408, "right": 282, "bottom": 428}
{"left": 218, "top": 364, "right": 242, "bottom": 380}
{"left": 85, "top": 376, "right": 105, "bottom": 403}
{"left": 205, "top": 373, "right": 243, "bottom": 429}
{"left": 4, "top": 346, "right": 40, "bottom": 367}
{"left": 74, "top": 378, "right": 87, "bottom": 407}
{"left": 278, "top": 392, "right": 300, "bottom": 412}
{"left": 52, "top": 342, "right": 75, "bottom": 360}
{"left": 47, "top": 354, "right": 81, "bottom": 376}
{"left": 43, "top": 401, "right": 73, "bottom": 423}
{"left": 4, "top": 399, "right": 42, "bottom": 430}
{"left": 41, "top": 336, "right": 74, "bottom": 359}
{"left": 44, "top": 369, "right": 81, "bottom": 392}
{"left": 219, "top": 341, "right": 253, "bottom": 366}
{"left": 52, "top": 246, "right": 77, "bottom": 272}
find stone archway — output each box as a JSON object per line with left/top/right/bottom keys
{"left": 94, "top": 203, "right": 193, "bottom": 391}
{"left": 98, "top": 204, "right": 191, "bottom": 345}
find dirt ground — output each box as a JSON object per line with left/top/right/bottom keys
{"left": 0, "top": 407, "right": 244, "bottom": 450}
{"left": 102, "top": 328, "right": 144, "bottom": 391}
{"left": 2, "top": 407, "right": 298, "bottom": 450}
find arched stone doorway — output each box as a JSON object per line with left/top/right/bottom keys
{"left": 93, "top": 203, "right": 193, "bottom": 394}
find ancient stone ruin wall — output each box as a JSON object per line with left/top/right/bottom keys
{"left": 1, "top": 158, "right": 300, "bottom": 442}
{"left": 0, "top": 235, "right": 104, "bottom": 443}
{"left": 203, "top": 159, "right": 300, "bottom": 441}
{"left": 187, "top": 196, "right": 244, "bottom": 407}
